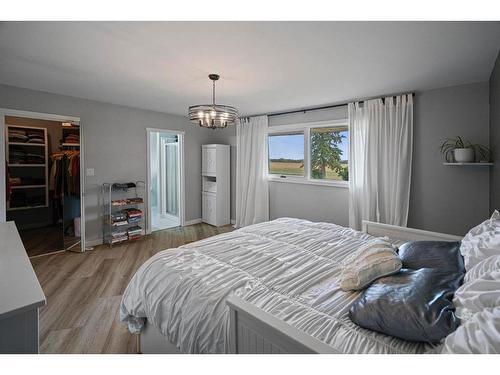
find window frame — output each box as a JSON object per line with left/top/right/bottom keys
{"left": 267, "top": 119, "right": 349, "bottom": 188}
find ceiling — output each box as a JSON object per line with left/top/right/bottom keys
{"left": 0, "top": 21, "right": 499, "bottom": 117}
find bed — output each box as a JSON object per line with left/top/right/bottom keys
{"left": 120, "top": 218, "right": 461, "bottom": 354}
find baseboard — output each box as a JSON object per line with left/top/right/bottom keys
{"left": 184, "top": 218, "right": 202, "bottom": 226}
{"left": 85, "top": 238, "right": 103, "bottom": 248}
{"left": 184, "top": 218, "right": 236, "bottom": 226}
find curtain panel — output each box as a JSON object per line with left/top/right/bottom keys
{"left": 235, "top": 115, "right": 269, "bottom": 228}
{"left": 348, "top": 94, "right": 413, "bottom": 230}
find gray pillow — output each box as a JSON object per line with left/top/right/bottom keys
{"left": 349, "top": 268, "right": 462, "bottom": 343}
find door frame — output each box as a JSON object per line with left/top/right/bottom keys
{"left": 146, "top": 127, "right": 185, "bottom": 234}
{"left": 0, "top": 108, "right": 86, "bottom": 253}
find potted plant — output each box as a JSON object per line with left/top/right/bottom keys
{"left": 440, "top": 136, "right": 491, "bottom": 163}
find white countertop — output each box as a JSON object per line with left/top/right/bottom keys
{"left": 0, "top": 221, "right": 46, "bottom": 319}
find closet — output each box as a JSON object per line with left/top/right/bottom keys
{"left": 5, "top": 116, "right": 82, "bottom": 257}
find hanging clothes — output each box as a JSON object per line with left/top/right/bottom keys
{"left": 50, "top": 151, "right": 80, "bottom": 198}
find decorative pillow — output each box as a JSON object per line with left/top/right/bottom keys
{"left": 460, "top": 210, "right": 500, "bottom": 270}
{"left": 441, "top": 307, "right": 500, "bottom": 354}
{"left": 464, "top": 254, "right": 500, "bottom": 283}
{"left": 398, "top": 241, "right": 463, "bottom": 273}
{"left": 340, "top": 238, "right": 401, "bottom": 291}
{"left": 349, "top": 268, "right": 462, "bottom": 343}
{"left": 453, "top": 269, "right": 500, "bottom": 321}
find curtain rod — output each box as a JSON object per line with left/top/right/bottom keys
{"left": 247, "top": 92, "right": 415, "bottom": 118}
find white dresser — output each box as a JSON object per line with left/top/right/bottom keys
{"left": 202, "top": 144, "right": 230, "bottom": 226}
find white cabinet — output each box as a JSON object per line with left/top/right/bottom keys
{"left": 202, "top": 147, "right": 217, "bottom": 175}
{"left": 201, "top": 144, "right": 230, "bottom": 226}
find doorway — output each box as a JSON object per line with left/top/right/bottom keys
{"left": 147, "top": 128, "right": 185, "bottom": 232}
{"left": 0, "top": 109, "right": 85, "bottom": 257}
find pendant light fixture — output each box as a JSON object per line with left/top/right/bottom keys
{"left": 188, "top": 74, "right": 238, "bottom": 129}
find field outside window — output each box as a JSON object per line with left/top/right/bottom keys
{"left": 268, "top": 132, "right": 304, "bottom": 176}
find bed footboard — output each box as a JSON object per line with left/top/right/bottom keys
{"left": 226, "top": 296, "right": 338, "bottom": 354}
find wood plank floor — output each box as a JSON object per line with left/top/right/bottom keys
{"left": 30, "top": 223, "right": 233, "bottom": 354}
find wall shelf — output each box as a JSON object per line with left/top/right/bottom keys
{"left": 443, "top": 162, "right": 493, "bottom": 166}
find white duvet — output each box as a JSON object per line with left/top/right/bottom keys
{"left": 120, "top": 218, "right": 435, "bottom": 354}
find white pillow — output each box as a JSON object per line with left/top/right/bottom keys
{"left": 460, "top": 210, "right": 500, "bottom": 270}
{"left": 464, "top": 254, "right": 500, "bottom": 283}
{"left": 442, "top": 307, "right": 500, "bottom": 354}
{"left": 453, "top": 269, "right": 500, "bottom": 320}
{"left": 340, "top": 238, "right": 401, "bottom": 291}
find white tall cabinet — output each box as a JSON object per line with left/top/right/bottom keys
{"left": 202, "top": 144, "right": 230, "bottom": 226}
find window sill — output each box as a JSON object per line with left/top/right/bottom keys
{"left": 267, "top": 176, "right": 349, "bottom": 189}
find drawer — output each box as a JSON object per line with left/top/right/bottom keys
{"left": 202, "top": 179, "right": 217, "bottom": 193}
{"left": 202, "top": 193, "right": 217, "bottom": 225}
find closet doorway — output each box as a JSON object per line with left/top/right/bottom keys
{"left": 146, "top": 128, "right": 185, "bottom": 233}
{"left": 0, "top": 109, "right": 85, "bottom": 257}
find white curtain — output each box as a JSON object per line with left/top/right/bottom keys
{"left": 235, "top": 115, "right": 269, "bottom": 228}
{"left": 348, "top": 94, "right": 413, "bottom": 230}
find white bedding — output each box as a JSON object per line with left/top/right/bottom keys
{"left": 120, "top": 218, "right": 436, "bottom": 354}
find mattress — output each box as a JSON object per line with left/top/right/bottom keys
{"left": 120, "top": 218, "right": 437, "bottom": 354}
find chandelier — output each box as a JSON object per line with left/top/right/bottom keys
{"left": 188, "top": 74, "right": 238, "bottom": 129}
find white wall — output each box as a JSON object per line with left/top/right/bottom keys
{"left": 0, "top": 84, "right": 221, "bottom": 244}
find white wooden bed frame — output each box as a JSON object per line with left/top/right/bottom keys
{"left": 138, "top": 220, "right": 462, "bottom": 354}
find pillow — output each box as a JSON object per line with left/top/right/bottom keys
{"left": 340, "top": 238, "right": 401, "bottom": 291}
{"left": 464, "top": 254, "right": 500, "bottom": 283}
{"left": 453, "top": 269, "right": 500, "bottom": 321}
{"left": 460, "top": 210, "right": 500, "bottom": 270}
{"left": 441, "top": 307, "right": 500, "bottom": 354}
{"left": 398, "top": 241, "right": 463, "bottom": 273}
{"left": 349, "top": 268, "right": 462, "bottom": 343}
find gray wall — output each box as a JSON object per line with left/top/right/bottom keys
{"left": 0, "top": 84, "right": 221, "bottom": 244}
{"left": 216, "top": 83, "right": 490, "bottom": 235}
{"left": 408, "top": 82, "right": 490, "bottom": 235}
{"left": 490, "top": 52, "right": 500, "bottom": 213}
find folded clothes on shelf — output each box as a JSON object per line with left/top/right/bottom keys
{"left": 111, "top": 197, "right": 144, "bottom": 206}
{"left": 123, "top": 208, "right": 143, "bottom": 219}
{"left": 64, "top": 134, "right": 80, "bottom": 144}
{"left": 111, "top": 212, "right": 127, "bottom": 222}
{"left": 112, "top": 182, "right": 136, "bottom": 191}
{"left": 127, "top": 226, "right": 143, "bottom": 239}
{"left": 112, "top": 220, "right": 128, "bottom": 226}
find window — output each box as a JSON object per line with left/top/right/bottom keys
{"left": 267, "top": 121, "right": 349, "bottom": 187}
{"left": 310, "top": 126, "right": 349, "bottom": 181}
{"left": 268, "top": 133, "right": 304, "bottom": 176}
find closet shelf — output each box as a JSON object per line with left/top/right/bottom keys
{"left": 8, "top": 142, "right": 46, "bottom": 147}
{"left": 11, "top": 185, "right": 47, "bottom": 189}
{"left": 8, "top": 164, "right": 46, "bottom": 167}
{"left": 61, "top": 143, "right": 80, "bottom": 147}
{"left": 7, "top": 205, "right": 48, "bottom": 211}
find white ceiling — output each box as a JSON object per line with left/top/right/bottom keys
{"left": 0, "top": 21, "right": 499, "bottom": 117}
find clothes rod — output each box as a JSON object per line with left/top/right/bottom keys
{"left": 250, "top": 92, "right": 416, "bottom": 118}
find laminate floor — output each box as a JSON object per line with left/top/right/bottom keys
{"left": 30, "top": 223, "right": 233, "bottom": 354}
{"left": 19, "top": 225, "right": 64, "bottom": 257}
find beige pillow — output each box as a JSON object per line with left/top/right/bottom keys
{"left": 340, "top": 238, "right": 402, "bottom": 291}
